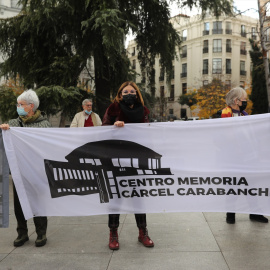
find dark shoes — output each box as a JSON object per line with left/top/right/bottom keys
{"left": 138, "top": 228, "right": 154, "bottom": 247}
{"left": 109, "top": 229, "right": 119, "bottom": 250}
{"left": 35, "top": 235, "right": 47, "bottom": 247}
{"left": 226, "top": 213, "right": 235, "bottom": 224}
{"left": 250, "top": 214, "right": 269, "bottom": 223}
{"left": 13, "top": 234, "right": 29, "bottom": 247}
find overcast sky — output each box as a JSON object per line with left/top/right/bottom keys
{"left": 169, "top": 0, "right": 258, "bottom": 18}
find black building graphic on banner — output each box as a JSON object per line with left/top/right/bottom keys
{"left": 44, "top": 140, "right": 172, "bottom": 203}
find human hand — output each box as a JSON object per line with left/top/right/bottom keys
{"left": 114, "top": 121, "right": 125, "bottom": 127}
{"left": 0, "top": 124, "right": 10, "bottom": 130}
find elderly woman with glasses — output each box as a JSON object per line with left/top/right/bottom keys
{"left": 0, "top": 89, "right": 51, "bottom": 247}
{"left": 221, "top": 87, "right": 268, "bottom": 224}
{"left": 102, "top": 81, "right": 154, "bottom": 250}
{"left": 70, "top": 99, "right": 102, "bottom": 127}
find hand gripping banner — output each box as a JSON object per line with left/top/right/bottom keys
{"left": 2, "top": 114, "right": 270, "bottom": 220}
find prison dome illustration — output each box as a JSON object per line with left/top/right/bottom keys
{"left": 44, "top": 140, "right": 172, "bottom": 203}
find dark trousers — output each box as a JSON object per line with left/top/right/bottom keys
{"left": 13, "top": 184, "right": 47, "bottom": 236}
{"left": 109, "top": 214, "right": 147, "bottom": 229}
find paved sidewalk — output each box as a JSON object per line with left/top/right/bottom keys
{"left": 1, "top": 180, "right": 270, "bottom": 270}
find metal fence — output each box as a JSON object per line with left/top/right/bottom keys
{"left": 0, "top": 130, "right": 9, "bottom": 228}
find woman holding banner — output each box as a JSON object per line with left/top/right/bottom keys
{"left": 0, "top": 89, "right": 50, "bottom": 247}
{"left": 102, "top": 81, "right": 154, "bottom": 250}
{"left": 221, "top": 87, "right": 268, "bottom": 224}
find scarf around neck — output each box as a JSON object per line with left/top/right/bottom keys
{"left": 119, "top": 101, "right": 144, "bottom": 123}
{"left": 20, "top": 110, "right": 41, "bottom": 123}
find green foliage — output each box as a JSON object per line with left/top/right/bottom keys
{"left": 0, "top": 0, "right": 233, "bottom": 120}
{"left": 178, "top": 91, "right": 197, "bottom": 107}
{"left": 36, "top": 86, "right": 94, "bottom": 121}
{"left": 249, "top": 39, "right": 268, "bottom": 114}
{"left": 0, "top": 86, "right": 18, "bottom": 122}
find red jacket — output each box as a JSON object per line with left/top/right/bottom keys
{"left": 102, "top": 102, "right": 150, "bottom": 125}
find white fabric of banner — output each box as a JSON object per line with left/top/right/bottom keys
{"left": 3, "top": 113, "right": 270, "bottom": 220}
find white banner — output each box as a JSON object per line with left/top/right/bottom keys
{"left": 3, "top": 114, "right": 270, "bottom": 220}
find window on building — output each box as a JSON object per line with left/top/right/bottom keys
{"left": 181, "top": 108, "right": 187, "bottom": 119}
{"left": 203, "top": 40, "right": 209, "bottom": 53}
{"left": 203, "top": 59, "right": 208, "bottom": 74}
{"left": 251, "top": 27, "right": 257, "bottom": 40}
{"left": 181, "top": 45, "right": 187, "bottom": 58}
{"left": 141, "top": 71, "right": 146, "bottom": 83}
{"left": 226, "top": 22, "right": 232, "bottom": 34}
{"left": 169, "top": 109, "right": 174, "bottom": 115}
{"left": 240, "top": 61, "right": 246, "bottom": 76}
{"left": 160, "top": 86, "right": 165, "bottom": 98}
{"left": 213, "top": 58, "right": 222, "bottom": 74}
{"left": 240, "top": 42, "right": 247, "bottom": 55}
{"left": 203, "top": 22, "right": 209, "bottom": 35}
{"left": 213, "top": 21, "right": 222, "bottom": 34}
{"left": 182, "top": 29, "right": 187, "bottom": 41}
{"left": 169, "top": 85, "right": 175, "bottom": 101}
{"left": 226, "top": 59, "right": 231, "bottom": 74}
{"left": 213, "top": 39, "right": 222, "bottom": 53}
{"left": 241, "top": 25, "right": 246, "bottom": 37}
{"left": 226, "top": 39, "right": 232, "bottom": 52}
{"left": 171, "top": 66, "right": 175, "bottom": 79}
{"left": 132, "top": 47, "right": 136, "bottom": 56}
{"left": 132, "top": 59, "right": 136, "bottom": 69}
{"left": 159, "top": 68, "right": 165, "bottom": 81}
{"left": 181, "top": 63, "right": 187, "bottom": 77}
{"left": 182, "top": 83, "right": 187, "bottom": 94}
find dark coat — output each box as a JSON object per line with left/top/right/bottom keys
{"left": 102, "top": 102, "right": 150, "bottom": 125}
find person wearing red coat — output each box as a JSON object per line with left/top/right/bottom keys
{"left": 102, "top": 81, "right": 154, "bottom": 250}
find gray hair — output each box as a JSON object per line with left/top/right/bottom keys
{"left": 82, "top": 99, "right": 92, "bottom": 106}
{"left": 17, "top": 89, "right": 39, "bottom": 111}
{"left": 225, "top": 87, "right": 247, "bottom": 106}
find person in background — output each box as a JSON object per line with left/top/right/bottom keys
{"left": 221, "top": 87, "right": 269, "bottom": 224}
{"left": 102, "top": 81, "right": 154, "bottom": 250}
{"left": 70, "top": 99, "right": 102, "bottom": 127}
{"left": 0, "top": 89, "right": 50, "bottom": 247}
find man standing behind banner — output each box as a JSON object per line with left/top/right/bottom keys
{"left": 103, "top": 81, "right": 154, "bottom": 250}
{"left": 70, "top": 99, "right": 102, "bottom": 128}
{"left": 0, "top": 89, "right": 51, "bottom": 247}
{"left": 221, "top": 87, "right": 269, "bottom": 224}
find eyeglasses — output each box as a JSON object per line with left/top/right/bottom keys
{"left": 16, "top": 103, "right": 31, "bottom": 107}
{"left": 122, "top": 89, "right": 136, "bottom": 94}
{"left": 85, "top": 104, "right": 92, "bottom": 107}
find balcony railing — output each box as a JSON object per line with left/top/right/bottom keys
{"left": 212, "top": 29, "right": 223, "bottom": 34}
{"left": 168, "top": 97, "right": 174, "bottom": 102}
{"left": 226, "top": 46, "right": 232, "bottom": 53}
{"left": 181, "top": 72, "right": 187, "bottom": 78}
{"left": 182, "top": 37, "right": 187, "bottom": 41}
{"left": 225, "top": 29, "right": 232, "bottom": 34}
{"left": 226, "top": 68, "right": 231, "bottom": 74}
{"left": 213, "top": 48, "right": 222, "bottom": 53}
{"left": 203, "top": 47, "right": 209, "bottom": 54}
{"left": 203, "top": 69, "right": 208, "bottom": 74}
{"left": 181, "top": 53, "right": 187, "bottom": 58}
{"left": 203, "top": 30, "right": 209, "bottom": 36}
{"left": 240, "top": 49, "right": 247, "bottom": 55}
{"left": 213, "top": 69, "right": 222, "bottom": 74}
{"left": 240, "top": 70, "right": 246, "bottom": 76}
{"left": 241, "top": 32, "right": 247, "bottom": 37}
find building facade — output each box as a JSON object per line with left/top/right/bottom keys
{"left": 127, "top": 14, "right": 258, "bottom": 120}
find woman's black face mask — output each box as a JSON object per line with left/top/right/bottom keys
{"left": 122, "top": 94, "right": 137, "bottom": 106}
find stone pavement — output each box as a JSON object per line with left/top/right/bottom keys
{"left": 1, "top": 179, "right": 270, "bottom": 270}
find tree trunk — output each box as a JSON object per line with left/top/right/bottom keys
{"left": 258, "top": 0, "right": 270, "bottom": 112}
{"left": 59, "top": 112, "right": 66, "bottom": 127}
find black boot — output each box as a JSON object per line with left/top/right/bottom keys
{"left": 250, "top": 214, "right": 268, "bottom": 223}
{"left": 226, "top": 212, "right": 235, "bottom": 224}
